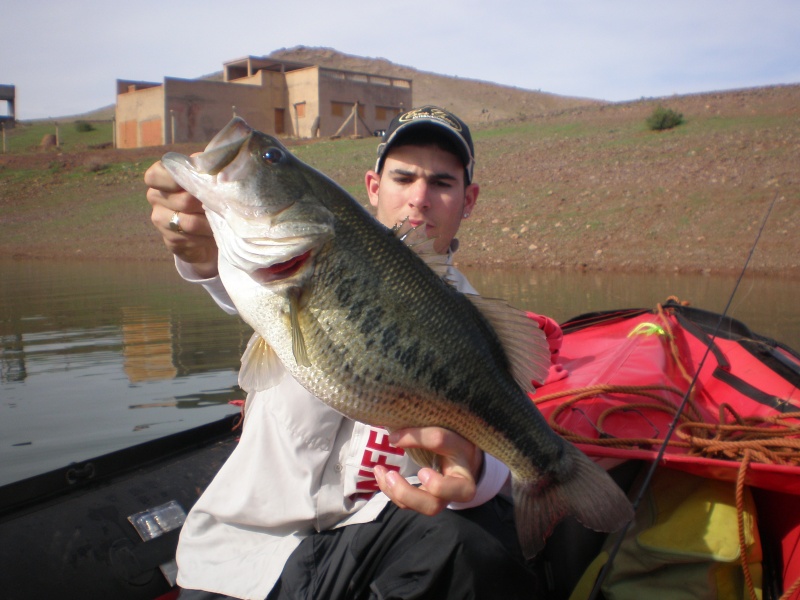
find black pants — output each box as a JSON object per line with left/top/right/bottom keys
{"left": 181, "top": 496, "right": 540, "bottom": 600}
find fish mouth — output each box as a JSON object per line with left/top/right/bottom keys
{"left": 161, "top": 118, "right": 254, "bottom": 201}
{"left": 250, "top": 250, "right": 312, "bottom": 284}
{"left": 206, "top": 117, "right": 253, "bottom": 152}
{"left": 191, "top": 118, "right": 253, "bottom": 176}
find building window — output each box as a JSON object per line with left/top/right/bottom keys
{"left": 332, "top": 101, "right": 364, "bottom": 118}
{"left": 376, "top": 106, "right": 400, "bottom": 121}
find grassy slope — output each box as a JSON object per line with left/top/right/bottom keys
{"left": 0, "top": 85, "right": 798, "bottom": 277}
{"left": 462, "top": 87, "right": 800, "bottom": 275}
{"left": 1, "top": 120, "right": 115, "bottom": 153}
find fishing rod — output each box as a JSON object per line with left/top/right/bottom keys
{"left": 587, "top": 190, "right": 781, "bottom": 600}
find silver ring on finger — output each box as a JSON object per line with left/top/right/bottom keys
{"left": 168, "top": 211, "right": 184, "bottom": 233}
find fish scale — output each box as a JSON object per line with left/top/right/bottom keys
{"left": 309, "top": 226, "right": 516, "bottom": 437}
{"left": 162, "top": 117, "right": 633, "bottom": 558}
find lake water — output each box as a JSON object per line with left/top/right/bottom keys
{"left": 1, "top": 259, "right": 798, "bottom": 486}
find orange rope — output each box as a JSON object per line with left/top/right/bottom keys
{"left": 533, "top": 384, "right": 696, "bottom": 450}
{"left": 534, "top": 299, "right": 800, "bottom": 597}
{"left": 542, "top": 385, "right": 800, "bottom": 597}
{"left": 656, "top": 300, "right": 698, "bottom": 390}
{"left": 536, "top": 385, "right": 800, "bottom": 463}
{"left": 782, "top": 574, "right": 800, "bottom": 600}
{"left": 736, "top": 451, "right": 758, "bottom": 600}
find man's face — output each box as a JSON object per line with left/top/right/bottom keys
{"left": 366, "top": 144, "right": 479, "bottom": 254}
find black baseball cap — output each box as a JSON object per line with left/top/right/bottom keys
{"left": 375, "top": 106, "right": 475, "bottom": 184}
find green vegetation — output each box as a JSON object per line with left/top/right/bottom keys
{"left": 74, "top": 120, "right": 96, "bottom": 133}
{"left": 1, "top": 119, "right": 114, "bottom": 153}
{"left": 292, "top": 137, "right": 375, "bottom": 203}
{"left": 1, "top": 87, "right": 798, "bottom": 277}
{"left": 645, "top": 106, "right": 684, "bottom": 131}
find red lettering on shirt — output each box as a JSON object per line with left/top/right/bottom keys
{"left": 366, "top": 429, "right": 406, "bottom": 457}
{"left": 351, "top": 428, "right": 406, "bottom": 499}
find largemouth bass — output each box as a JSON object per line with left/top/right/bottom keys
{"left": 162, "top": 118, "right": 633, "bottom": 558}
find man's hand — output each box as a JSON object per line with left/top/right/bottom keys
{"left": 374, "top": 427, "right": 483, "bottom": 516}
{"left": 144, "top": 160, "right": 219, "bottom": 279}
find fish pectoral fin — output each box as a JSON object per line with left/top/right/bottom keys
{"left": 289, "top": 290, "right": 311, "bottom": 367}
{"left": 239, "top": 333, "right": 285, "bottom": 392}
{"left": 465, "top": 294, "right": 552, "bottom": 389}
{"left": 512, "top": 446, "right": 634, "bottom": 559}
{"left": 404, "top": 447, "right": 441, "bottom": 471}
{"left": 383, "top": 427, "right": 440, "bottom": 471}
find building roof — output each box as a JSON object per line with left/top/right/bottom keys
{"left": 223, "top": 56, "right": 312, "bottom": 80}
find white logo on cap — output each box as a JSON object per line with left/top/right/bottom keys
{"left": 398, "top": 107, "right": 462, "bottom": 132}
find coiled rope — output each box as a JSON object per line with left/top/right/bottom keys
{"left": 534, "top": 385, "right": 800, "bottom": 466}
{"left": 534, "top": 299, "right": 800, "bottom": 599}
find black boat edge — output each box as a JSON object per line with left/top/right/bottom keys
{"left": 0, "top": 413, "right": 240, "bottom": 600}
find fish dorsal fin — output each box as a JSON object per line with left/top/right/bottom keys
{"left": 465, "top": 294, "right": 551, "bottom": 390}
{"left": 392, "top": 219, "right": 449, "bottom": 279}
{"left": 239, "top": 332, "right": 285, "bottom": 392}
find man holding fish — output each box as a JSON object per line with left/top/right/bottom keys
{"left": 145, "top": 106, "right": 628, "bottom": 599}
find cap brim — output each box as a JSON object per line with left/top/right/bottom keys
{"left": 375, "top": 120, "right": 474, "bottom": 183}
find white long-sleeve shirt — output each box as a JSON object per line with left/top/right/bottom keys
{"left": 174, "top": 257, "right": 511, "bottom": 600}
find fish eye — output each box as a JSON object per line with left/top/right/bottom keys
{"left": 262, "top": 147, "right": 284, "bottom": 164}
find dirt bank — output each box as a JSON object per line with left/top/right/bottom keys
{"left": 1, "top": 86, "right": 798, "bottom": 278}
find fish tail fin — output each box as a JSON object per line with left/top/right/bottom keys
{"left": 513, "top": 447, "right": 633, "bottom": 559}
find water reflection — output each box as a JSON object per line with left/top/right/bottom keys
{"left": 1, "top": 333, "right": 26, "bottom": 382}
{"left": 121, "top": 306, "right": 178, "bottom": 382}
{"left": 1, "top": 259, "right": 798, "bottom": 487}
{"left": 460, "top": 267, "right": 800, "bottom": 350}
{"left": 0, "top": 259, "right": 251, "bottom": 485}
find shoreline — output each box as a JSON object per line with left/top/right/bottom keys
{"left": 4, "top": 248, "right": 797, "bottom": 281}
{"left": 2, "top": 85, "right": 798, "bottom": 280}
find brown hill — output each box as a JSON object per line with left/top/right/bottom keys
{"left": 1, "top": 49, "right": 797, "bottom": 278}
{"left": 267, "top": 45, "right": 600, "bottom": 124}
{"left": 455, "top": 84, "right": 799, "bottom": 275}
{"left": 55, "top": 46, "right": 597, "bottom": 126}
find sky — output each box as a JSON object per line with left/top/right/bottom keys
{"left": 2, "top": 0, "right": 799, "bottom": 121}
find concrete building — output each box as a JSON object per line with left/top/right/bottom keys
{"left": 116, "top": 56, "right": 412, "bottom": 148}
{"left": 0, "top": 84, "right": 15, "bottom": 127}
